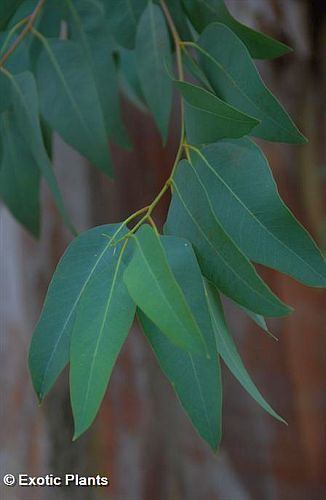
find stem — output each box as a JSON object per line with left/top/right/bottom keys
{"left": 0, "top": 0, "right": 45, "bottom": 68}
{"left": 111, "top": 0, "right": 187, "bottom": 246}
{"left": 0, "top": 18, "right": 30, "bottom": 56}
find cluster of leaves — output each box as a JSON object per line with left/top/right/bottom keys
{"left": 1, "top": 1, "right": 325, "bottom": 450}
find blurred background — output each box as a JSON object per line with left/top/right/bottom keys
{"left": 1, "top": 0, "right": 325, "bottom": 499}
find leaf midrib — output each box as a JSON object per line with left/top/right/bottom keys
{"left": 39, "top": 38, "right": 100, "bottom": 151}
{"left": 197, "top": 42, "right": 301, "bottom": 140}
{"left": 172, "top": 180, "right": 284, "bottom": 311}
{"left": 195, "top": 149, "right": 324, "bottom": 279}
{"left": 39, "top": 238, "right": 113, "bottom": 396}
{"left": 78, "top": 251, "right": 123, "bottom": 427}
{"left": 134, "top": 236, "right": 202, "bottom": 347}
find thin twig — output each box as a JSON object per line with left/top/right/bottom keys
{"left": 0, "top": 0, "right": 45, "bottom": 68}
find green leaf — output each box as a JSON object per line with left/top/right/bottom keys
{"left": 4, "top": 70, "right": 74, "bottom": 233}
{"left": 182, "top": 0, "right": 292, "bottom": 59}
{"left": 205, "top": 281, "right": 286, "bottom": 423}
{"left": 29, "top": 224, "right": 127, "bottom": 401}
{"left": 0, "top": 110, "right": 40, "bottom": 236}
{"left": 123, "top": 224, "right": 207, "bottom": 355}
{"left": 138, "top": 234, "right": 222, "bottom": 450}
{"left": 67, "top": 0, "right": 130, "bottom": 148}
{"left": 118, "top": 47, "right": 148, "bottom": 112}
{"left": 105, "top": 0, "right": 147, "bottom": 49}
{"left": 0, "top": 72, "right": 10, "bottom": 113}
{"left": 190, "top": 139, "right": 326, "bottom": 287}
{"left": 0, "top": 31, "right": 29, "bottom": 74}
{"left": 165, "top": 160, "right": 291, "bottom": 317}
{"left": 135, "top": 2, "right": 172, "bottom": 143}
{"left": 70, "top": 234, "right": 135, "bottom": 439}
{"left": 0, "top": 0, "right": 24, "bottom": 30}
{"left": 176, "top": 81, "right": 259, "bottom": 144}
{"left": 196, "top": 23, "right": 306, "bottom": 144}
{"left": 35, "top": 37, "right": 112, "bottom": 174}
{"left": 162, "top": 0, "right": 192, "bottom": 41}
{"left": 240, "top": 305, "right": 276, "bottom": 341}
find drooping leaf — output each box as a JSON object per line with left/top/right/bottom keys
{"left": 205, "top": 281, "right": 285, "bottom": 423}
{"left": 0, "top": 0, "right": 24, "bottom": 30}
{"left": 123, "top": 224, "right": 207, "bottom": 355}
{"left": 138, "top": 234, "right": 222, "bottom": 449}
{"left": 35, "top": 37, "right": 112, "bottom": 174}
{"left": 67, "top": 0, "right": 130, "bottom": 148}
{"left": 176, "top": 80, "right": 259, "bottom": 144}
{"left": 70, "top": 234, "right": 135, "bottom": 439}
{"left": 162, "top": 0, "right": 192, "bottom": 41}
{"left": 10, "top": 0, "right": 68, "bottom": 65}
{"left": 240, "top": 305, "right": 276, "bottom": 340}
{"left": 165, "top": 160, "right": 291, "bottom": 317}
{"left": 117, "top": 47, "right": 148, "bottom": 112}
{"left": 0, "top": 110, "right": 40, "bottom": 236}
{"left": 182, "top": 48, "right": 213, "bottom": 91}
{"left": 4, "top": 70, "right": 74, "bottom": 233}
{"left": 196, "top": 24, "right": 306, "bottom": 144}
{"left": 135, "top": 2, "right": 172, "bottom": 143}
{"left": 0, "top": 72, "right": 11, "bottom": 113}
{"left": 105, "top": 0, "right": 147, "bottom": 49}
{"left": 0, "top": 31, "right": 30, "bottom": 74}
{"left": 29, "top": 224, "right": 128, "bottom": 401}
{"left": 182, "top": 0, "right": 292, "bottom": 59}
{"left": 190, "top": 139, "right": 326, "bottom": 287}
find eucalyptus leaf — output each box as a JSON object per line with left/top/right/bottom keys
{"left": 67, "top": 0, "right": 130, "bottom": 148}
{"left": 70, "top": 232, "right": 135, "bottom": 439}
{"left": 123, "top": 225, "right": 207, "bottom": 355}
{"left": 106, "top": 0, "right": 147, "bottom": 49}
{"left": 197, "top": 23, "right": 306, "bottom": 143}
{"left": 138, "top": 234, "right": 222, "bottom": 450}
{"left": 0, "top": 110, "right": 40, "bottom": 236}
{"left": 29, "top": 224, "right": 128, "bottom": 401}
{"left": 176, "top": 80, "right": 259, "bottom": 144}
{"left": 0, "top": 0, "right": 24, "bottom": 30}
{"left": 165, "top": 160, "right": 291, "bottom": 317}
{"left": 190, "top": 139, "right": 326, "bottom": 287}
{"left": 4, "top": 70, "right": 74, "bottom": 233}
{"left": 135, "top": 2, "right": 172, "bottom": 143}
{"left": 35, "top": 37, "right": 112, "bottom": 174}
{"left": 182, "top": 0, "right": 292, "bottom": 59}
{"left": 206, "top": 281, "right": 285, "bottom": 423}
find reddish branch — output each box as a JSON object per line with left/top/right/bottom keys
{"left": 0, "top": 0, "right": 45, "bottom": 68}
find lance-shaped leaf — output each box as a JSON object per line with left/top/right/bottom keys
{"left": 35, "top": 37, "right": 112, "bottom": 174}
{"left": 29, "top": 224, "right": 128, "bottom": 400}
{"left": 70, "top": 237, "right": 135, "bottom": 439}
{"left": 0, "top": 0, "right": 24, "bottom": 30}
{"left": 118, "top": 48, "right": 148, "bottom": 112}
{"left": 0, "top": 31, "right": 29, "bottom": 73}
{"left": 67, "top": 0, "right": 130, "bottom": 148}
{"left": 176, "top": 81, "right": 259, "bottom": 144}
{"left": 123, "top": 225, "right": 207, "bottom": 355}
{"left": 4, "top": 70, "right": 74, "bottom": 233}
{"left": 240, "top": 306, "right": 275, "bottom": 340}
{"left": 196, "top": 24, "right": 306, "bottom": 144}
{"left": 135, "top": 2, "right": 172, "bottom": 143}
{"left": 164, "top": 0, "right": 192, "bottom": 41}
{"left": 205, "top": 281, "right": 285, "bottom": 423}
{"left": 165, "top": 160, "right": 290, "bottom": 317}
{"left": 106, "top": 0, "right": 147, "bottom": 49}
{"left": 138, "top": 235, "right": 222, "bottom": 449}
{"left": 182, "top": 0, "right": 291, "bottom": 59}
{"left": 0, "top": 110, "right": 40, "bottom": 236}
{"left": 190, "top": 139, "right": 326, "bottom": 287}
